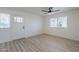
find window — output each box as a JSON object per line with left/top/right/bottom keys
{"left": 49, "top": 16, "right": 67, "bottom": 28}
{"left": 58, "top": 16, "right": 67, "bottom": 28}
{"left": 0, "top": 13, "right": 10, "bottom": 28}
{"left": 14, "top": 16, "right": 24, "bottom": 23}
{"left": 49, "top": 18, "right": 57, "bottom": 27}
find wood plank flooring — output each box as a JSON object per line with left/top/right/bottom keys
{"left": 0, "top": 34, "right": 79, "bottom": 52}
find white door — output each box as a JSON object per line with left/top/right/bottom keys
{"left": 11, "top": 17, "right": 25, "bottom": 40}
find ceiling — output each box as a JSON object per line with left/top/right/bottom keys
{"left": 2, "top": 7, "right": 79, "bottom": 16}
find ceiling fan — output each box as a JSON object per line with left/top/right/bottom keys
{"left": 42, "top": 7, "right": 60, "bottom": 14}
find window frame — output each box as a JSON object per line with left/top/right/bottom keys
{"left": 49, "top": 16, "right": 67, "bottom": 28}
{"left": 14, "top": 16, "right": 24, "bottom": 23}
{"left": 0, "top": 13, "right": 10, "bottom": 29}
{"left": 48, "top": 17, "right": 58, "bottom": 27}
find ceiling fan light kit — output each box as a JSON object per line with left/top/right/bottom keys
{"left": 48, "top": 13, "right": 52, "bottom": 15}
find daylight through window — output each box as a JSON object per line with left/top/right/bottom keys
{"left": 14, "top": 16, "right": 24, "bottom": 23}
{"left": 0, "top": 13, "right": 10, "bottom": 28}
{"left": 49, "top": 16, "right": 67, "bottom": 28}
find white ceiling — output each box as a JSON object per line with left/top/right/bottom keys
{"left": 3, "top": 7, "right": 79, "bottom": 16}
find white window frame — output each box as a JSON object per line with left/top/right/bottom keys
{"left": 14, "top": 16, "right": 24, "bottom": 23}
{"left": 49, "top": 16, "right": 67, "bottom": 28}
{"left": 0, "top": 13, "right": 10, "bottom": 28}
{"left": 58, "top": 16, "right": 67, "bottom": 28}
{"left": 49, "top": 18, "right": 57, "bottom": 27}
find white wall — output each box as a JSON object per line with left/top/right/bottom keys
{"left": 24, "top": 13, "right": 43, "bottom": 37}
{"left": 0, "top": 8, "right": 79, "bottom": 43}
{"left": 44, "top": 9, "right": 79, "bottom": 41}
{"left": 0, "top": 8, "right": 43, "bottom": 43}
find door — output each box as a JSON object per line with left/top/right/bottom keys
{"left": 11, "top": 16, "right": 25, "bottom": 40}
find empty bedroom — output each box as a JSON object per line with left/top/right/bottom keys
{"left": 0, "top": 7, "right": 79, "bottom": 52}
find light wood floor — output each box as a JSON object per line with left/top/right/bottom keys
{"left": 0, "top": 34, "right": 79, "bottom": 52}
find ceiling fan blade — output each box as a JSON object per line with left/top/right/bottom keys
{"left": 42, "top": 10, "right": 48, "bottom": 12}
{"left": 51, "top": 10, "right": 60, "bottom": 12}
{"left": 44, "top": 13, "right": 48, "bottom": 14}
{"left": 49, "top": 7, "right": 53, "bottom": 10}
